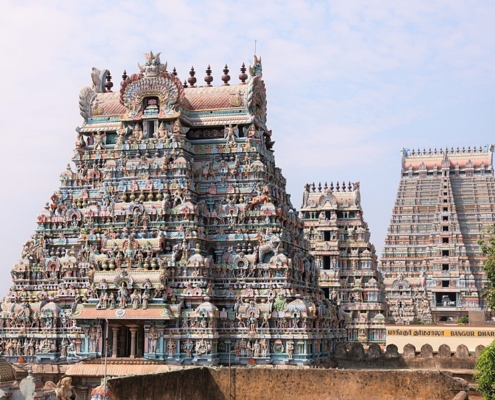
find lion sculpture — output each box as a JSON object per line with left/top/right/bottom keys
{"left": 44, "top": 377, "right": 76, "bottom": 400}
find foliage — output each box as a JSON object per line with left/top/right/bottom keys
{"left": 476, "top": 227, "right": 495, "bottom": 399}
{"left": 475, "top": 340, "right": 495, "bottom": 399}
{"left": 457, "top": 316, "right": 469, "bottom": 324}
{"left": 479, "top": 226, "right": 495, "bottom": 310}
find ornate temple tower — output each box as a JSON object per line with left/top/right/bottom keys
{"left": 380, "top": 146, "right": 495, "bottom": 324}
{"left": 300, "top": 182, "right": 387, "bottom": 344}
{"left": 1, "top": 53, "right": 344, "bottom": 366}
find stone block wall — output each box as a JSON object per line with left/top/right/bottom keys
{"left": 107, "top": 367, "right": 467, "bottom": 400}
{"left": 334, "top": 341, "right": 483, "bottom": 370}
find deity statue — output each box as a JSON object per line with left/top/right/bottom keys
{"left": 167, "top": 336, "right": 176, "bottom": 358}
{"left": 131, "top": 289, "right": 141, "bottom": 310}
{"left": 93, "top": 131, "right": 106, "bottom": 150}
{"left": 148, "top": 324, "right": 158, "bottom": 354}
{"left": 156, "top": 121, "right": 169, "bottom": 139}
{"left": 184, "top": 338, "right": 193, "bottom": 358}
{"left": 247, "top": 124, "right": 259, "bottom": 140}
{"left": 273, "top": 292, "right": 287, "bottom": 312}
{"left": 260, "top": 338, "right": 268, "bottom": 358}
{"left": 76, "top": 133, "right": 86, "bottom": 149}
{"left": 116, "top": 123, "right": 127, "bottom": 144}
{"left": 287, "top": 340, "right": 294, "bottom": 359}
{"left": 253, "top": 340, "right": 261, "bottom": 357}
{"left": 224, "top": 124, "right": 238, "bottom": 144}
{"left": 109, "top": 293, "right": 116, "bottom": 309}
{"left": 118, "top": 283, "right": 129, "bottom": 308}
{"left": 302, "top": 183, "right": 310, "bottom": 207}
{"left": 96, "top": 293, "right": 108, "bottom": 310}
{"left": 196, "top": 338, "right": 208, "bottom": 356}
{"left": 172, "top": 119, "right": 183, "bottom": 138}
{"left": 133, "top": 123, "right": 144, "bottom": 141}
{"left": 142, "top": 290, "right": 149, "bottom": 310}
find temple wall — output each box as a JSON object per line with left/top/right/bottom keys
{"left": 385, "top": 324, "right": 495, "bottom": 352}
{"left": 334, "top": 341, "right": 482, "bottom": 370}
{"left": 107, "top": 367, "right": 466, "bottom": 400}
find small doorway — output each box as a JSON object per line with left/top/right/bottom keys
{"left": 117, "top": 325, "right": 145, "bottom": 357}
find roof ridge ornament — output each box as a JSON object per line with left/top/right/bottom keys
{"left": 138, "top": 51, "right": 167, "bottom": 78}
{"left": 249, "top": 55, "right": 262, "bottom": 77}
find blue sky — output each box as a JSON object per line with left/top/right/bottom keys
{"left": 0, "top": 1, "right": 494, "bottom": 295}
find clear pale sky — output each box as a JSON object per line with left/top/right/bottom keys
{"left": 0, "top": 1, "right": 494, "bottom": 296}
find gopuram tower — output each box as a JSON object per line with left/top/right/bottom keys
{"left": 1, "top": 52, "right": 343, "bottom": 366}
{"left": 300, "top": 182, "right": 387, "bottom": 344}
{"left": 380, "top": 146, "right": 495, "bottom": 324}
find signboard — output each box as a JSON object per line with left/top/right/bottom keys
{"left": 385, "top": 325, "right": 495, "bottom": 352}
{"left": 387, "top": 328, "right": 495, "bottom": 338}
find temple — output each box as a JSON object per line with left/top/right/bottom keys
{"left": 379, "top": 146, "right": 495, "bottom": 323}
{"left": 300, "top": 182, "right": 387, "bottom": 343}
{"left": 1, "top": 52, "right": 344, "bottom": 366}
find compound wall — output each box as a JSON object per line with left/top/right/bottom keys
{"left": 385, "top": 324, "right": 495, "bottom": 351}
{"left": 107, "top": 367, "right": 466, "bottom": 400}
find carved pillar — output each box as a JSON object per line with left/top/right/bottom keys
{"left": 83, "top": 328, "right": 89, "bottom": 353}
{"left": 111, "top": 326, "right": 120, "bottom": 358}
{"left": 128, "top": 325, "right": 138, "bottom": 358}
{"left": 144, "top": 326, "right": 149, "bottom": 354}
{"left": 158, "top": 328, "right": 164, "bottom": 355}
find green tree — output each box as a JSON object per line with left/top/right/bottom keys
{"left": 475, "top": 340, "right": 495, "bottom": 399}
{"left": 479, "top": 226, "right": 495, "bottom": 310}
{"left": 476, "top": 226, "right": 495, "bottom": 399}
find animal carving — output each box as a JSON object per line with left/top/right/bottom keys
{"left": 249, "top": 185, "right": 270, "bottom": 210}
{"left": 138, "top": 51, "right": 167, "bottom": 77}
{"left": 249, "top": 193, "right": 268, "bottom": 210}
{"left": 249, "top": 55, "right": 262, "bottom": 77}
{"left": 44, "top": 377, "right": 75, "bottom": 400}
{"left": 258, "top": 235, "right": 280, "bottom": 264}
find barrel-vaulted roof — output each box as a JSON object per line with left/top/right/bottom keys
{"left": 78, "top": 52, "right": 267, "bottom": 131}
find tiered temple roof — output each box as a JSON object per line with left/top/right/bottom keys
{"left": 300, "top": 181, "right": 387, "bottom": 343}
{"left": 1, "top": 52, "right": 344, "bottom": 366}
{"left": 379, "top": 146, "right": 495, "bottom": 324}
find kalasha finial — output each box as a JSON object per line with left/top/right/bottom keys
{"left": 188, "top": 67, "right": 197, "bottom": 87}
{"left": 222, "top": 64, "right": 230, "bottom": 86}
{"left": 121, "top": 70, "right": 128, "bottom": 83}
{"left": 105, "top": 71, "right": 113, "bottom": 92}
{"left": 204, "top": 65, "right": 213, "bottom": 87}
{"left": 183, "top": 79, "right": 188, "bottom": 88}
{"left": 239, "top": 62, "right": 248, "bottom": 84}
{"left": 172, "top": 67, "right": 177, "bottom": 76}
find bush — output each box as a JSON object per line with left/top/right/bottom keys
{"left": 479, "top": 226, "right": 495, "bottom": 310}
{"left": 457, "top": 316, "right": 469, "bottom": 324}
{"left": 475, "top": 340, "right": 495, "bottom": 399}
